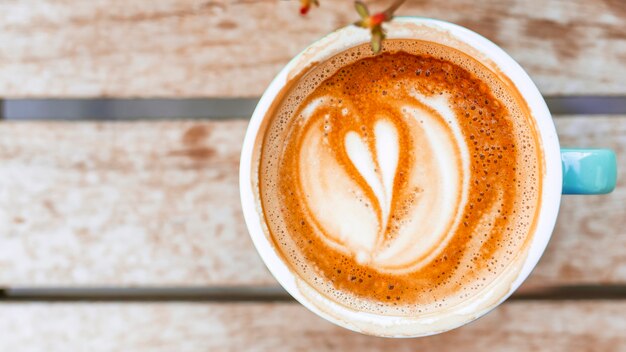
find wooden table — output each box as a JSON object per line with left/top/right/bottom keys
{"left": 1, "top": 1, "right": 625, "bottom": 350}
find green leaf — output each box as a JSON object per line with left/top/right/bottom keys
{"left": 354, "top": 1, "right": 369, "bottom": 19}
{"left": 371, "top": 27, "right": 384, "bottom": 54}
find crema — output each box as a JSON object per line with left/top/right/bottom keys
{"left": 254, "top": 39, "right": 542, "bottom": 316}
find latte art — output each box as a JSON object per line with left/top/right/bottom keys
{"left": 298, "top": 93, "right": 468, "bottom": 272}
{"left": 256, "top": 40, "right": 542, "bottom": 316}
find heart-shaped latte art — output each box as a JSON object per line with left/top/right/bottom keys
{"left": 297, "top": 93, "right": 469, "bottom": 272}
{"left": 344, "top": 119, "right": 399, "bottom": 251}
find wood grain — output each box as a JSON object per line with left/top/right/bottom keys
{"left": 0, "top": 120, "right": 265, "bottom": 285}
{"left": 1, "top": 301, "right": 625, "bottom": 351}
{"left": 0, "top": 0, "right": 624, "bottom": 97}
{"left": 526, "top": 117, "right": 626, "bottom": 288}
{"left": 0, "top": 117, "right": 624, "bottom": 287}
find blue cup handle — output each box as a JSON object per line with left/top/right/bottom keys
{"left": 562, "top": 148, "right": 617, "bottom": 195}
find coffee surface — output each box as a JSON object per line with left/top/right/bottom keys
{"left": 255, "top": 40, "right": 542, "bottom": 315}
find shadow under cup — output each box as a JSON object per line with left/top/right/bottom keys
{"left": 239, "top": 18, "right": 617, "bottom": 337}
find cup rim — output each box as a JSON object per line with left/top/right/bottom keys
{"left": 239, "top": 17, "right": 562, "bottom": 337}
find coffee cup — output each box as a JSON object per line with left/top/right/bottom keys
{"left": 239, "top": 17, "right": 617, "bottom": 337}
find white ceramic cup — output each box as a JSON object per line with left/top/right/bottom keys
{"left": 240, "top": 17, "right": 562, "bottom": 337}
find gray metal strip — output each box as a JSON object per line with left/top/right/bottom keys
{"left": 0, "top": 286, "right": 290, "bottom": 302}
{"left": 2, "top": 97, "right": 626, "bottom": 120}
{"left": 2, "top": 285, "right": 626, "bottom": 302}
{"left": 2, "top": 98, "right": 259, "bottom": 120}
{"left": 546, "top": 96, "right": 626, "bottom": 115}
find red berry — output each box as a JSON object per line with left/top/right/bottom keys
{"left": 371, "top": 13, "right": 387, "bottom": 26}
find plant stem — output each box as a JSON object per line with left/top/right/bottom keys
{"left": 384, "top": 0, "right": 407, "bottom": 17}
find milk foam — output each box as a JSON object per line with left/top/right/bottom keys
{"left": 297, "top": 91, "right": 470, "bottom": 271}
{"left": 257, "top": 40, "right": 542, "bottom": 318}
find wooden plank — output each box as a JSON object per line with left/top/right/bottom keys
{"left": 526, "top": 117, "right": 626, "bottom": 288}
{"left": 0, "top": 116, "right": 624, "bottom": 287}
{"left": 0, "top": 120, "right": 265, "bottom": 285}
{"left": 0, "top": 0, "right": 624, "bottom": 97}
{"left": 0, "top": 301, "right": 625, "bottom": 351}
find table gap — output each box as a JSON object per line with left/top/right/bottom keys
{"left": 2, "top": 97, "right": 626, "bottom": 120}
{"left": 2, "top": 285, "right": 626, "bottom": 302}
